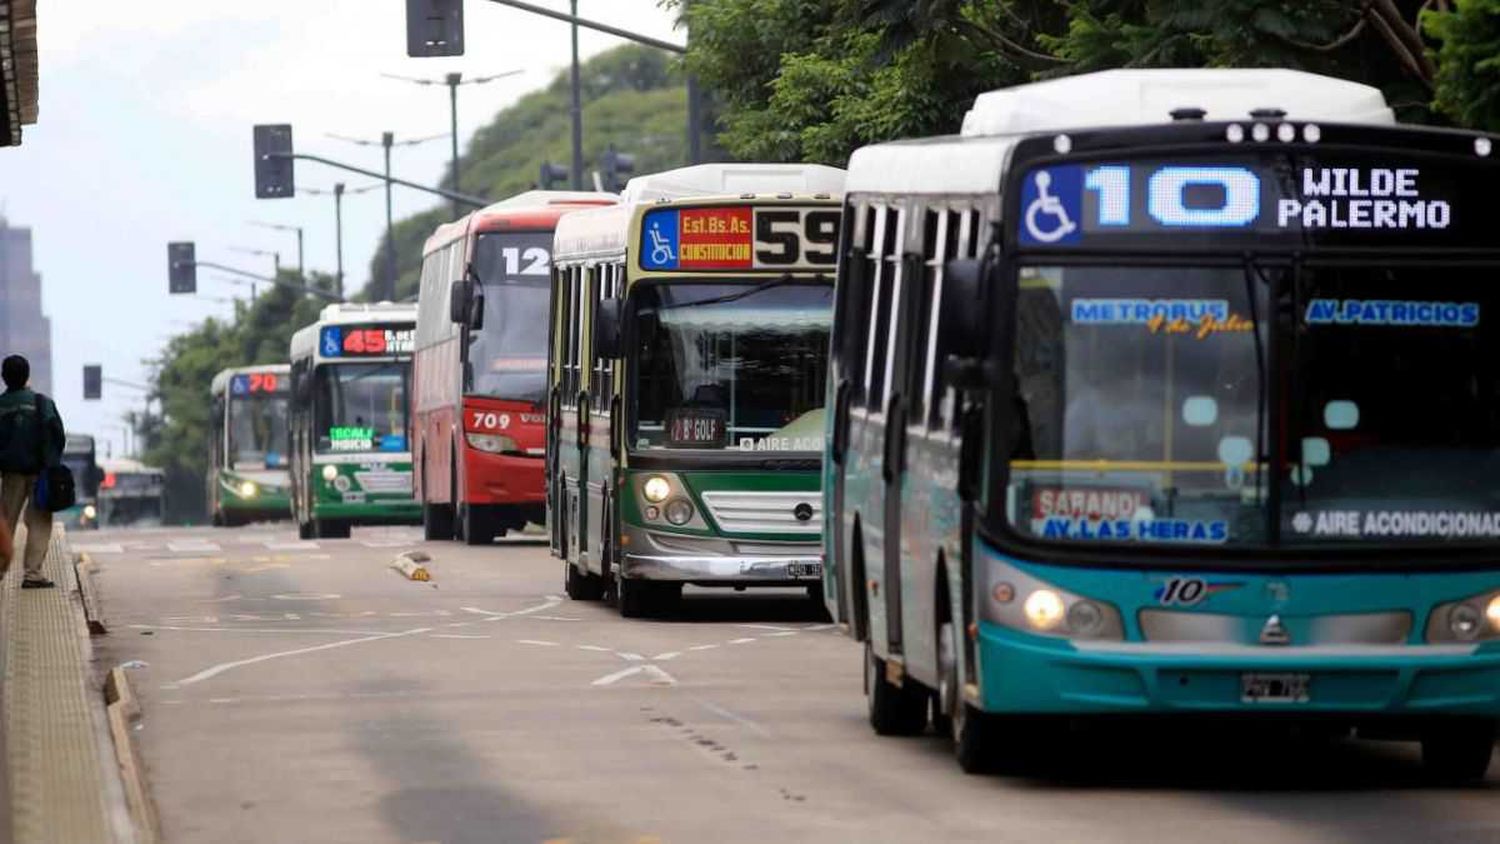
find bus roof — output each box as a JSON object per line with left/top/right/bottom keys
{"left": 64, "top": 433, "right": 94, "bottom": 453}
{"left": 421, "top": 190, "right": 617, "bottom": 256}
{"left": 290, "top": 302, "right": 418, "bottom": 361}
{"left": 209, "top": 363, "right": 290, "bottom": 396}
{"left": 960, "top": 68, "right": 1394, "bottom": 137}
{"left": 620, "top": 163, "right": 845, "bottom": 203}
{"left": 848, "top": 68, "right": 1397, "bottom": 197}
{"left": 554, "top": 164, "right": 847, "bottom": 263}
{"left": 99, "top": 457, "right": 162, "bottom": 475}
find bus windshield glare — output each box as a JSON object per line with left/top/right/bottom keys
{"left": 313, "top": 362, "right": 410, "bottom": 454}
{"left": 470, "top": 232, "right": 552, "bottom": 403}
{"left": 1005, "top": 262, "right": 1500, "bottom": 549}
{"left": 230, "top": 393, "right": 289, "bottom": 469}
{"left": 630, "top": 281, "right": 832, "bottom": 453}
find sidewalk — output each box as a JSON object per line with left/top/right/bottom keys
{"left": 2, "top": 525, "right": 129, "bottom": 843}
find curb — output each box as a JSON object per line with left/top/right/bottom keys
{"left": 103, "top": 669, "right": 159, "bottom": 844}
{"left": 73, "top": 552, "right": 107, "bottom": 635}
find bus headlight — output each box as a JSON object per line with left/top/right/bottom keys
{"left": 466, "top": 432, "right": 519, "bottom": 454}
{"left": 1428, "top": 589, "right": 1500, "bottom": 642}
{"left": 985, "top": 557, "right": 1123, "bottom": 640}
{"left": 321, "top": 465, "right": 339, "bottom": 482}
{"left": 643, "top": 476, "right": 671, "bottom": 504}
{"left": 82, "top": 504, "right": 97, "bottom": 520}
{"left": 664, "top": 498, "right": 694, "bottom": 526}
{"left": 238, "top": 480, "right": 259, "bottom": 498}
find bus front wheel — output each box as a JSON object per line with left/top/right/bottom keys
{"left": 1421, "top": 719, "right": 1496, "bottom": 784}
{"left": 865, "top": 641, "right": 928, "bottom": 736}
{"left": 565, "top": 561, "right": 604, "bottom": 601}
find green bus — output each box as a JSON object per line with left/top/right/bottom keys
{"left": 289, "top": 303, "right": 420, "bottom": 539}
{"left": 208, "top": 364, "right": 292, "bottom": 526}
{"left": 549, "top": 163, "right": 845, "bottom": 617}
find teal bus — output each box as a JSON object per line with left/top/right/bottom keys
{"left": 289, "top": 303, "right": 420, "bottom": 539}
{"left": 209, "top": 364, "right": 292, "bottom": 526}
{"left": 825, "top": 68, "right": 1500, "bottom": 781}
{"left": 550, "top": 164, "right": 845, "bottom": 617}
{"left": 59, "top": 433, "right": 102, "bottom": 530}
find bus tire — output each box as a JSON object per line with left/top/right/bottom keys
{"left": 423, "top": 503, "right": 455, "bottom": 541}
{"left": 315, "top": 519, "right": 351, "bottom": 540}
{"left": 565, "top": 560, "right": 604, "bottom": 601}
{"left": 460, "top": 508, "right": 494, "bottom": 545}
{"left": 1421, "top": 719, "right": 1496, "bottom": 784}
{"left": 941, "top": 619, "right": 994, "bottom": 774}
{"left": 865, "top": 641, "right": 927, "bottom": 736}
{"left": 297, "top": 520, "right": 314, "bottom": 541}
{"left": 618, "top": 577, "right": 654, "bottom": 619}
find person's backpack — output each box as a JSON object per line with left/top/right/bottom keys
{"left": 30, "top": 394, "right": 74, "bottom": 512}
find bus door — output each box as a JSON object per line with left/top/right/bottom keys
{"left": 830, "top": 205, "right": 874, "bottom": 629}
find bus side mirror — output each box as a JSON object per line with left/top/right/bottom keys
{"left": 594, "top": 299, "right": 622, "bottom": 360}
{"left": 449, "top": 279, "right": 473, "bottom": 324}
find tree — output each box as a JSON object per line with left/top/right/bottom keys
{"left": 680, "top": 0, "right": 1458, "bottom": 166}
{"left": 1425, "top": 0, "right": 1500, "bottom": 132}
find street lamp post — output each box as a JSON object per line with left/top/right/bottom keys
{"left": 570, "top": 0, "right": 583, "bottom": 189}
{"left": 381, "top": 69, "right": 522, "bottom": 216}
{"left": 249, "top": 221, "right": 305, "bottom": 279}
{"left": 384, "top": 132, "right": 396, "bottom": 300}
{"left": 300, "top": 181, "right": 381, "bottom": 303}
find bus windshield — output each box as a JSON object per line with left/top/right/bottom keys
{"left": 630, "top": 281, "right": 832, "bottom": 453}
{"left": 1004, "top": 263, "right": 1500, "bottom": 551}
{"left": 469, "top": 231, "right": 552, "bottom": 403}
{"left": 313, "top": 362, "right": 410, "bottom": 454}
{"left": 229, "top": 394, "right": 289, "bottom": 469}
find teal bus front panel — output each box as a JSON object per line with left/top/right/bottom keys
{"left": 972, "top": 540, "right": 1500, "bottom": 716}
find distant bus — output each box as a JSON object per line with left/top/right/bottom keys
{"left": 289, "top": 303, "right": 420, "bottom": 539}
{"left": 550, "top": 164, "right": 845, "bottom": 617}
{"left": 59, "top": 433, "right": 103, "bottom": 530}
{"left": 97, "top": 458, "right": 165, "bottom": 527}
{"left": 413, "top": 191, "right": 615, "bottom": 544}
{"left": 208, "top": 364, "right": 292, "bottom": 526}
{"left": 826, "top": 68, "right": 1500, "bottom": 782}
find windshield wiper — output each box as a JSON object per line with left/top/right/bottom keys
{"left": 1242, "top": 254, "right": 1273, "bottom": 541}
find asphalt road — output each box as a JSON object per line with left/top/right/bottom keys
{"left": 79, "top": 524, "right": 1500, "bottom": 844}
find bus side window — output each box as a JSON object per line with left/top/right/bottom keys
{"left": 597, "top": 263, "right": 620, "bottom": 406}
{"left": 586, "top": 264, "right": 604, "bottom": 407}
{"left": 562, "top": 265, "right": 582, "bottom": 407}
{"left": 862, "top": 205, "right": 897, "bottom": 412}
{"left": 907, "top": 208, "right": 945, "bottom": 429}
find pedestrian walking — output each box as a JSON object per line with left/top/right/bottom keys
{"left": 0, "top": 355, "right": 65, "bottom": 588}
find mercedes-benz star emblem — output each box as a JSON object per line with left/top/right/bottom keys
{"left": 793, "top": 502, "right": 814, "bottom": 522}
{"left": 1259, "top": 614, "right": 1290, "bottom": 646}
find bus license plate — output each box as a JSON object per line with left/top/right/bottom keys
{"left": 786, "top": 562, "right": 821, "bottom": 579}
{"left": 1241, "top": 673, "right": 1310, "bottom": 703}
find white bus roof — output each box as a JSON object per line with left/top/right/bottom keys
{"left": 620, "top": 163, "right": 846, "bottom": 203}
{"left": 209, "top": 363, "right": 290, "bottom": 396}
{"left": 555, "top": 164, "right": 847, "bottom": 262}
{"left": 960, "top": 68, "right": 1394, "bottom": 137}
{"left": 422, "top": 190, "right": 618, "bottom": 254}
{"left": 100, "top": 457, "right": 162, "bottom": 475}
{"left": 849, "top": 68, "right": 1396, "bottom": 197}
{"left": 290, "top": 302, "right": 418, "bottom": 361}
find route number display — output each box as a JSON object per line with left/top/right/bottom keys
{"left": 640, "top": 205, "right": 840, "bottom": 272}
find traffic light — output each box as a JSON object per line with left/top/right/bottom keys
{"left": 168, "top": 241, "right": 196, "bottom": 294}
{"left": 82, "top": 365, "right": 101, "bottom": 401}
{"left": 253, "top": 124, "right": 295, "bottom": 199}
{"left": 600, "top": 146, "right": 636, "bottom": 193}
{"left": 539, "top": 162, "right": 569, "bottom": 190}
{"left": 406, "top": 0, "right": 464, "bottom": 57}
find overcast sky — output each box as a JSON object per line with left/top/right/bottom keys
{"left": 0, "top": 0, "right": 680, "bottom": 458}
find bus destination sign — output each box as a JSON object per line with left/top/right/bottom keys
{"left": 319, "top": 325, "right": 416, "bottom": 358}
{"left": 1013, "top": 153, "right": 1496, "bottom": 251}
{"left": 640, "top": 205, "right": 839, "bottom": 272}
{"left": 230, "top": 372, "right": 286, "bottom": 395}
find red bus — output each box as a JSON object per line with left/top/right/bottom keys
{"left": 413, "top": 191, "right": 616, "bottom": 543}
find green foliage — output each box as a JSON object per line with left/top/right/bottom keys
{"left": 364, "top": 45, "right": 690, "bottom": 301}
{"left": 1425, "top": 0, "right": 1500, "bottom": 132}
{"left": 140, "top": 276, "right": 332, "bottom": 523}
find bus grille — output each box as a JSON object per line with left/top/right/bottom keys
{"left": 699, "top": 490, "right": 821, "bottom": 535}
{"left": 354, "top": 470, "right": 412, "bottom": 495}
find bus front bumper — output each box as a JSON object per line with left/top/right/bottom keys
{"left": 975, "top": 621, "right": 1500, "bottom": 716}
{"left": 620, "top": 552, "right": 823, "bottom": 584}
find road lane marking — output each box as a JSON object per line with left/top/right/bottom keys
{"left": 517, "top": 639, "right": 559, "bottom": 646}
{"left": 728, "top": 638, "right": 757, "bottom": 645}
{"left": 72, "top": 543, "right": 123, "bottom": 554}
{"left": 271, "top": 593, "right": 341, "bottom": 601}
{"left": 618, "top": 652, "right": 645, "bottom": 661}
{"left": 133, "top": 624, "right": 407, "bottom": 636}
{"left": 460, "top": 596, "right": 564, "bottom": 620}
{"left": 576, "top": 645, "right": 611, "bottom": 652}
{"left": 766, "top": 631, "right": 800, "bottom": 637}
{"left": 167, "top": 540, "right": 221, "bottom": 553}
{"left": 430, "top": 634, "right": 490, "bottom": 640}
{"left": 653, "top": 652, "right": 681, "bottom": 661}
{"left": 264, "top": 541, "right": 319, "bottom": 550}
{"left": 688, "top": 644, "right": 718, "bottom": 651}
{"left": 591, "top": 664, "right": 677, "bottom": 687}
{"left": 737, "top": 623, "right": 795, "bottom": 631}
{"left": 168, "top": 626, "right": 435, "bottom": 687}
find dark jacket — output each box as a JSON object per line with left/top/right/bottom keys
{"left": 0, "top": 388, "right": 65, "bottom": 474}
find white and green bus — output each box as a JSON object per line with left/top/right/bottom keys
{"left": 550, "top": 163, "right": 845, "bottom": 617}
{"left": 289, "top": 303, "right": 420, "bottom": 539}
{"left": 208, "top": 364, "right": 292, "bottom": 526}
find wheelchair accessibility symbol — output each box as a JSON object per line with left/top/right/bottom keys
{"left": 1018, "top": 166, "right": 1083, "bottom": 245}
{"left": 649, "top": 221, "right": 677, "bottom": 266}
{"left": 640, "top": 209, "right": 681, "bottom": 270}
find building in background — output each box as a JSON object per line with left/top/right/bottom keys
{"left": 0, "top": 0, "right": 37, "bottom": 147}
{"left": 0, "top": 218, "right": 51, "bottom": 393}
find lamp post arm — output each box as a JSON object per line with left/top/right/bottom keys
{"left": 269, "top": 153, "right": 488, "bottom": 208}
{"left": 194, "top": 261, "right": 344, "bottom": 301}
{"left": 480, "top": 0, "right": 686, "bottom": 53}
